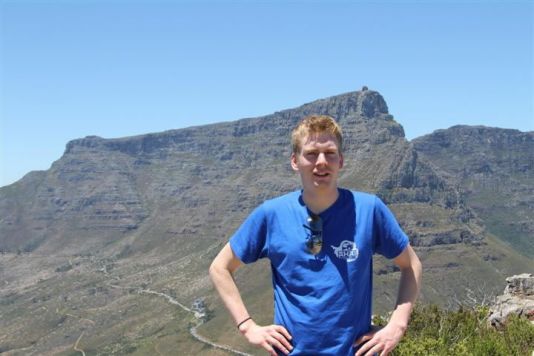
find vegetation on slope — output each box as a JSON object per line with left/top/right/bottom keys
{"left": 375, "top": 304, "right": 534, "bottom": 356}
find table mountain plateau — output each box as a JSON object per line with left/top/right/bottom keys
{"left": 1, "top": 88, "right": 532, "bottom": 355}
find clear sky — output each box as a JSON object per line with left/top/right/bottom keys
{"left": 1, "top": 0, "right": 533, "bottom": 187}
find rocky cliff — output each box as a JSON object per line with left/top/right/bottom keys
{"left": 413, "top": 126, "right": 534, "bottom": 257}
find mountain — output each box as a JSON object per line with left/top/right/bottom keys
{"left": 412, "top": 126, "right": 534, "bottom": 257}
{"left": 1, "top": 88, "right": 532, "bottom": 355}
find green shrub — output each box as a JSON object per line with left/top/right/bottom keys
{"left": 386, "top": 305, "right": 534, "bottom": 356}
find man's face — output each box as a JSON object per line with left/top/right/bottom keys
{"left": 291, "top": 133, "right": 343, "bottom": 193}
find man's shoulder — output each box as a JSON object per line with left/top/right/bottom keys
{"left": 260, "top": 190, "right": 302, "bottom": 212}
{"left": 340, "top": 188, "right": 378, "bottom": 206}
{"left": 262, "top": 190, "right": 301, "bottom": 210}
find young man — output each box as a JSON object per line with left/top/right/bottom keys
{"left": 209, "top": 115, "right": 422, "bottom": 356}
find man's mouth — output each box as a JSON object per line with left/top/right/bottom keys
{"left": 314, "top": 172, "right": 329, "bottom": 177}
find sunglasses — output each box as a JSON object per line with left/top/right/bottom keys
{"left": 303, "top": 213, "right": 323, "bottom": 255}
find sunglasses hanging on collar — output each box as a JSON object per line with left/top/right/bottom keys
{"left": 303, "top": 213, "right": 323, "bottom": 255}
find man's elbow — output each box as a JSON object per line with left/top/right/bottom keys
{"left": 408, "top": 250, "right": 423, "bottom": 293}
{"left": 209, "top": 253, "right": 233, "bottom": 284}
{"left": 398, "top": 246, "right": 423, "bottom": 283}
{"left": 414, "top": 260, "right": 423, "bottom": 291}
{"left": 209, "top": 243, "right": 243, "bottom": 288}
{"left": 209, "top": 258, "right": 222, "bottom": 283}
{"left": 413, "top": 250, "right": 423, "bottom": 276}
{"left": 408, "top": 249, "right": 422, "bottom": 278}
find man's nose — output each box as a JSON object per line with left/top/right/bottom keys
{"left": 316, "top": 153, "right": 328, "bottom": 165}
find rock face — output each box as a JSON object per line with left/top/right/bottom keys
{"left": 488, "top": 274, "right": 534, "bottom": 328}
{"left": 0, "top": 89, "right": 464, "bottom": 255}
{"left": 413, "top": 126, "right": 534, "bottom": 257}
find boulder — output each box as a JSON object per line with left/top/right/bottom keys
{"left": 488, "top": 273, "right": 534, "bottom": 328}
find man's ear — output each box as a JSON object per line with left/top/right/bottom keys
{"left": 339, "top": 153, "right": 344, "bottom": 169}
{"left": 290, "top": 153, "right": 299, "bottom": 172}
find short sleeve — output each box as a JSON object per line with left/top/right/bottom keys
{"left": 372, "top": 196, "right": 409, "bottom": 259}
{"left": 229, "top": 204, "right": 269, "bottom": 264}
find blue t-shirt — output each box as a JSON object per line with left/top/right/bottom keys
{"left": 230, "top": 189, "right": 409, "bottom": 355}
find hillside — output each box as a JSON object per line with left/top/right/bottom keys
{"left": 413, "top": 126, "right": 534, "bottom": 258}
{"left": 0, "top": 88, "right": 532, "bottom": 355}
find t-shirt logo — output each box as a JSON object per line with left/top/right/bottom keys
{"left": 331, "top": 240, "right": 359, "bottom": 262}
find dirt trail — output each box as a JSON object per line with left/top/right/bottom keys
{"left": 139, "top": 288, "right": 252, "bottom": 356}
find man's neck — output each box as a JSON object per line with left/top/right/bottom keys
{"left": 302, "top": 187, "right": 339, "bottom": 215}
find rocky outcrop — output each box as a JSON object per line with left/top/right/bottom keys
{"left": 488, "top": 274, "right": 534, "bottom": 328}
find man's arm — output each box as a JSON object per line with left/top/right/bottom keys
{"left": 209, "top": 243, "right": 293, "bottom": 356}
{"left": 354, "top": 244, "right": 422, "bottom": 356}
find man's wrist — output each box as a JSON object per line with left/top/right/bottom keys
{"left": 388, "top": 319, "right": 408, "bottom": 334}
{"left": 237, "top": 317, "right": 254, "bottom": 334}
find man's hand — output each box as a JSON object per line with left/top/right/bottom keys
{"left": 239, "top": 319, "right": 293, "bottom": 356}
{"left": 353, "top": 323, "right": 406, "bottom": 356}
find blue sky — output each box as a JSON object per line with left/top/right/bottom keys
{"left": 1, "top": 0, "right": 533, "bottom": 187}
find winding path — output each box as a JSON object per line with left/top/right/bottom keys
{"left": 139, "top": 288, "right": 252, "bottom": 356}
